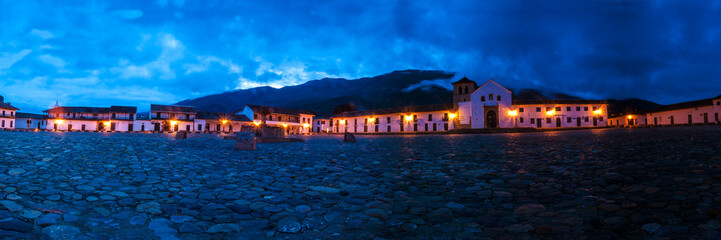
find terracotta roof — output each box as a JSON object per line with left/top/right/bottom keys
{"left": 15, "top": 112, "right": 45, "bottom": 119}
{"left": 151, "top": 104, "right": 197, "bottom": 113}
{"left": 44, "top": 106, "right": 110, "bottom": 113}
{"left": 452, "top": 77, "right": 476, "bottom": 85}
{"left": 109, "top": 106, "right": 137, "bottom": 113}
{"left": 512, "top": 100, "right": 608, "bottom": 105}
{"left": 0, "top": 102, "right": 19, "bottom": 110}
{"left": 333, "top": 104, "right": 454, "bottom": 118}
{"left": 245, "top": 104, "right": 315, "bottom": 116}
{"left": 196, "top": 111, "right": 252, "bottom": 122}
{"left": 653, "top": 96, "right": 720, "bottom": 113}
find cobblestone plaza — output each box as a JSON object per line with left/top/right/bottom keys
{"left": 1, "top": 127, "right": 721, "bottom": 239}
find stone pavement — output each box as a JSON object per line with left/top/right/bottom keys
{"left": 1, "top": 127, "right": 721, "bottom": 239}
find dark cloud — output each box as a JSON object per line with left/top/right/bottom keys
{"left": 0, "top": 0, "right": 719, "bottom": 112}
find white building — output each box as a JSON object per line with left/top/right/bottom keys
{"left": 645, "top": 96, "right": 721, "bottom": 126}
{"left": 15, "top": 112, "right": 47, "bottom": 130}
{"left": 0, "top": 100, "right": 19, "bottom": 130}
{"left": 330, "top": 104, "right": 455, "bottom": 133}
{"left": 312, "top": 118, "right": 332, "bottom": 133}
{"left": 456, "top": 78, "right": 608, "bottom": 129}
{"left": 608, "top": 114, "right": 647, "bottom": 127}
{"left": 44, "top": 106, "right": 138, "bottom": 132}
{"left": 238, "top": 105, "right": 315, "bottom": 134}
{"left": 196, "top": 111, "right": 251, "bottom": 133}
{"left": 150, "top": 104, "right": 197, "bottom": 132}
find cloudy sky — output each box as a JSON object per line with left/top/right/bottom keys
{"left": 0, "top": 0, "right": 719, "bottom": 112}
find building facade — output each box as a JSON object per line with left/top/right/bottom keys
{"left": 150, "top": 104, "right": 197, "bottom": 132}
{"left": 312, "top": 118, "right": 332, "bottom": 133}
{"left": 196, "top": 111, "right": 251, "bottom": 133}
{"left": 15, "top": 112, "right": 47, "bottom": 130}
{"left": 44, "top": 106, "right": 138, "bottom": 132}
{"left": 238, "top": 105, "right": 315, "bottom": 134}
{"left": 330, "top": 104, "right": 455, "bottom": 133}
{"left": 644, "top": 96, "right": 721, "bottom": 126}
{"left": 0, "top": 101, "right": 19, "bottom": 130}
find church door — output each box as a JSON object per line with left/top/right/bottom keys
{"left": 485, "top": 110, "right": 498, "bottom": 128}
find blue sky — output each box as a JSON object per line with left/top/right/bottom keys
{"left": 0, "top": 0, "right": 719, "bottom": 112}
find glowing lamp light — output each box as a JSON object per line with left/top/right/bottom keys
{"left": 170, "top": 120, "right": 178, "bottom": 126}
{"left": 55, "top": 119, "right": 64, "bottom": 124}
{"left": 339, "top": 120, "right": 346, "bottom": 124}
{"left": 221, "top": 120, "right": 228, "bottom": 124}
{"left": 404, "top": 115, "right": 413, "bottom": 121}
{"left": 594, "top": 109, "right": 603, "bottom": 115}
{"left": 449, "top": 113, "right": 457, "bottom": 119}
{"left": 508, "top": 110, "right": 518, "bottom": 116}
{"left": 627, "top": 115, "right": 633, "bottom": 119}
{"left": 368, "top": 118, "right": 375, "bottom": 123}
{"left": 253, "top": 121, "right": 261, "bottom": 126}
{"left": 303, "top": 123, "right": 309, "bottom": 128}
{"left": 282, "top": 123, "right": 288, "bottom": 128}
{"left": 105, "top": 121, "right": 111, "bottom": 126}
{"left": 546, "top": 110, "right": 555, "bottom": 116}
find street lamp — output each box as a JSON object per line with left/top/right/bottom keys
{"left": 508, "top": 110, "right": 518, "bottom": 128}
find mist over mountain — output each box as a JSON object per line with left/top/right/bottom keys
{"left": 177, "top": 69, "right": 663, "bottom": 118}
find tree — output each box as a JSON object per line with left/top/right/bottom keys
{"left": 259, "top": 106, "right": 271, "bottom": 125}
{"left": 332, "top": 103, "right": 357, "bottom": 115}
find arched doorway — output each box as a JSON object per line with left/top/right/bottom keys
{"left": 486, "top": 110, "right": 498, "bottom": 128}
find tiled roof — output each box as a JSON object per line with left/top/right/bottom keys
{"left": 452, "top": 77, "right": 476, "bottom": 85}
{"left": 44, "top": 106, "right": 110, "bottom": 113}
{"left": 512, "top": 100, "right": 608, "bottom": 105}
{"left": 653, "top": 96, "right": 720, "bottom": 113}
{"left": 0, "top": 102, "right": 19, "bottom": 110}
{"left": 245, "top": 104, "right": 315, "bottom": 116}
{"left": 15, "top": 112, "right": 45, "bottom": 119}
{"left": 109, "top": 106, "right": 137, "bottom": 113}
{"left": 196, "top": 111, "right": 252, "bottom": 122}
{"left": 333, "top": 104, "right": 454, "bottom": 118}
{"left": 151, "top": 104, "right": 197, "bottom": 113}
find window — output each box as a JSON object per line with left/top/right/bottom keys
{"left": 566, "top": 107, "right": 571, "bottom": 111}
{"left": 413, "top": 115, "right": 417, "bottom": 122}
{"left": 546, "top": 107, "right": 552, "bottom": 111}
{"left": 387, "top": 126, "right": 391, "bottom": 132}
{"left": 536, "top": 107, "right": 541, "bottom": 112}
{"left": 519, "top": 108, "right": 524, "bottom": 113}
{"left": 364, "top": 119, "right": 368, "bottom": 124}
{"left": 593, "top": 106, "right": 598, "bottom": 111}
{"left": 489, "top": 94, "right": 493, "bottom": 100}
{"left": 546, "top": 118, "right": 551, "bottom": 123}
{"left": 444, "top": 123, "right": 449, "bottom": 130}
{"left": 585, "top": 117, "right": 589, "bottom": 122}
{"left": 555, "top": 107, "right": 561, "bottom": 111}
{"left": 567, "top": 117, "right": 572, "bottom": 123}
{"left": 387, "top": 117, "right": 391, "bottom": 123}
{"left": 464, "top": 86, "right": 469, "bottom": 94}
{"left": 584, "top": 107, "right": 589, "bottom": 111}
{"left": 354, "top": 119, "right": 357, "bottom": 125}
{"left": 481, "top": 96, "right": 486, "bottom": 102}
{"left": 599, "top": 117, "right": 604, "bottom": 121}
{"left": 576, "top": 106, "right": 581, "bottom": 111}
{"left": 520, "top": 117, "right": 524, "bottom": 123}
{"left": 375, "top": 118, "right": 379, "bottom": 123}
{"left": 497, "top": 95, "right": 501, "bottom": 101}
{"left": 717, "top": 101, "right": 720, "bottom": 106}
{"left": 443, "top": 113, "right": 449, "bottom": 121}
{"left": 428, "top": 114, "right": 433, "bottom": 121}
{"left": 458, "top": 87, "right": 463, "bottom": 94}
{"left": 530, "top": 118, "right": 535, "bottom": 124}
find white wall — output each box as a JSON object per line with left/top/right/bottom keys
{"left": 15, "top": 118, "right": 47, "bottom": 129}
{"left": 469, "top": 80, "right": 513, "bottom": 129}
{"left": 458, "top": 102, "right": 471, "bottom": 125}
{"left": 331, "top": 110, "right": 454, "bottom": 133}
{"left": 510, "top": 104, "right": 608, "bottom": 128}
{"left": 646, "top": 105, "right": 718, "bottom": 126}
{"left": 0, "top": 109, "right": 17, "bottom": 129}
